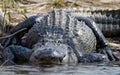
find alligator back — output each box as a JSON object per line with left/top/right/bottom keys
{"left": 65, "top": 8, "right": 120, "bottom": 37}
{"left": 10, "top": 8, "right": 120, "bottom": 38}
{"left": 21, "top": 10, "right": 96, "bottom": 53}
{"left": 86, "top": 9, "right": 120, "bottom": 37}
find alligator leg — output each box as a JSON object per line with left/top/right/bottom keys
{"left": 3, "top": 45, "right": 32, "bottom": 65}
{"left": 0, "top": 14, "right": 43, "bottom": 48}
{"left": 1, "top": 28, "right": 27, "bottom": 48}
{"left": 10, "top": 15, "right": 40, "bottom": 34}
{"left": 77, "top": 17, "right": 119, "bottom": 61}
{"left": 3, "top": 46, "right": 15, "bottom": 65}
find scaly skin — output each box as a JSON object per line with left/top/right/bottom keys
{"left": 66, "top": 9, "right": 120, "bottom": 37}
{"left": 0, "top": 8, "right": 119, "bottom": 65}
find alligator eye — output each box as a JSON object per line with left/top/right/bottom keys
{"left": 58, "top": 40, "right": 62, "bottom": 43}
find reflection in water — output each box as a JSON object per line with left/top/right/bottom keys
{"left": 0, "top": 64, "right": 120, "bottom": 75}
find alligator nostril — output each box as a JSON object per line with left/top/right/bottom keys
{"left": 63, "top": 55, "right": 66, "bottom": 58}
{"left": 59, "top": 58, "right": 63, "bottom": 63}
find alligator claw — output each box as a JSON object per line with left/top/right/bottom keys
{"left": 3, "top": 46, "right": 15, "bottom": 65}
{"left": 102, "top": 46, "right": 119, "bottom": 61}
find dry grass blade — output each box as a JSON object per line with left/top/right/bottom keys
{"left": 0, "top": 43, "right": 4, "bottom": 50}
{"left": 0, "top": 28, "right": 27, "bottom": 39}
{"left": 109, "top": 43, "right": 120, "bottom": 47}
{"left": 0, "top": 59, "right": 9, "bottom": 72}
{"left": 0, "top": 59, "right": 16, "bottom": 72}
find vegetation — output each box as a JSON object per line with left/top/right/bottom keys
{"left": 48, "top": 0, "right": 65, "bottom": 7}
{"left": 0, "top": 0, "right": 27, "bottom": 34}
{"left": 48, "top": 0, "right": 80, "bottom": 8}
{"left": 92, "top": 0, "right": 100, "bottom": 2}
{"left": 0, "top": 0, "right": 80, "bottom": 31}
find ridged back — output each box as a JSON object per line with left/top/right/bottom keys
{"left": 25, "top": 9, "right": 96, "bottom": 53}
{"left": 61, "top": 9, "right": 120, "bottom": 37}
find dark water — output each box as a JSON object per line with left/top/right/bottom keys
{"left": 0, "top": 64, "right": 120, "bottom": 75}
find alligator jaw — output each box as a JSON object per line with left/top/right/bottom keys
{"left": 30, "top": 42, "right": 69, "bottom": 65}
{"left": 35, "top": 56, "right": 63, "bottom": 65}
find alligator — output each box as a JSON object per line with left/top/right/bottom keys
{"left": 0, "top": 8, "right": 120, "bottom": 65}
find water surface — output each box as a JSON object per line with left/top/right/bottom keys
{"left": 0, "top": 64, "right": 120, "bottom": 75}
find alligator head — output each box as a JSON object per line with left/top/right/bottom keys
{"left": 30, "top": 38, "right": 77, "bottom": 65}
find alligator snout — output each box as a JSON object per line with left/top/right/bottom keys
{"left": 30, "top": 43, "right": 69, "bottom": 65}
{"left": 34, "top": 48, "right": 65, "bottom": 64}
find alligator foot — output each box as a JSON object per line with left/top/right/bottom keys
{"left": 6, "top": 45, "right": 32, "bottom": 62}
{"left": 3, "top": 46, "right": 15, "bottom": 65}
{"left": 2, "top": 45, "right": 32, "bottom": 65}
{"left": 101, "top": 46, "right": 119, "bottom": 61}
{"left": 80, "top": 53, "right": 108, "bottom": 63}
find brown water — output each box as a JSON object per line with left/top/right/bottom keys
{"left": 0, "top": 64, "right": 120, "bottom": 75}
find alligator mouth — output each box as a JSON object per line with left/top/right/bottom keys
{"left": 35, "top": 56, "right": 63, "bottom": 65}
{"left": 31, "top": 42, "right": 69, "bottom": 65}
{"left": 33, "top": 49, "right": 65, "bottom": 64}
